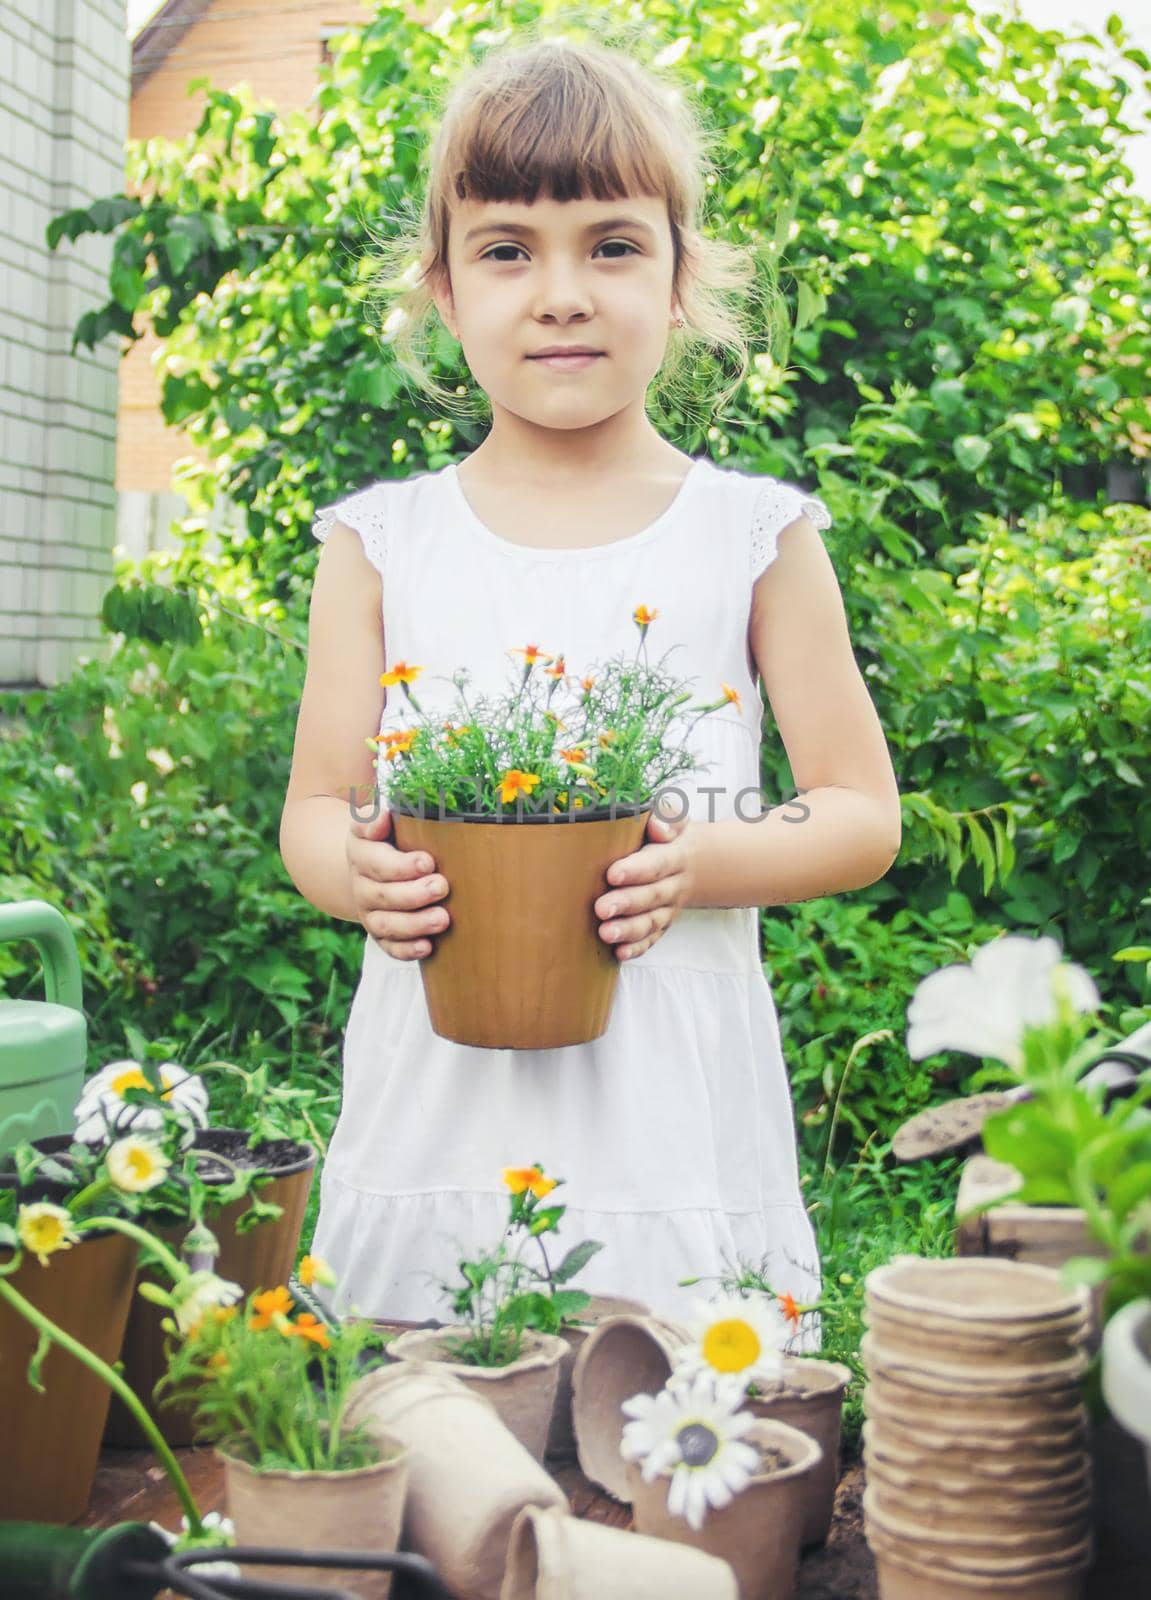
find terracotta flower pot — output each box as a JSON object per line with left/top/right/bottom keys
{"left": 500, "top": 1502, "right": 739, "bottom": 1599}
{"left": 104, "top": 1129, "right": 317, "bottom": 1446}
{"left": 569, "top": 1312, "right": 690, "bottom": 1500}
{"left": 386, "top": 1326, "right": 568, "bottom": 1462}
{"left": 544, "top": 1293, "right": 649, "bottom": 1467}
{"left": 344, "top": 1362, "right": 567, "bottom": 1600}
{"left": 390, "top": 803, "right": 651, "bottom": 1048}
{"left": 0, "top": 1229, "right": 137, "bottom": 1522}
{"left": 626, "top": 1417, "right": 822, "bottom": 1600}
{"left": 221, "top": 1436, "right": 408, "bottom": 1600}
{"left": 745, "top": 1356, "right": 852, "bottom": 1549}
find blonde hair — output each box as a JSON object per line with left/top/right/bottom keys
{"left": 363, "top": 21, "right": 787, "bottom": 433}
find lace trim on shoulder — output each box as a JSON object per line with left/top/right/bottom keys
{"left": 311, "top": 483, "right": 390, "bottom": 577}
{"left": 750, "top": 478, "right": 832, "bottom": 583}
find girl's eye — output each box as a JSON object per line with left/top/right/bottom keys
{"left": 481, "top": 240, "right": 638, "bottom": 263}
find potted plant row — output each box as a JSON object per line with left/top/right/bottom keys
{"left": 372, "top": 607, "right": 741, "bottom": 1048}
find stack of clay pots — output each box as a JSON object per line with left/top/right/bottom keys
{"left": 861, "top": 1256, "right": 1095, "bottom": 1600}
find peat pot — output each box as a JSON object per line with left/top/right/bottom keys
{"left": 745, "top": 1357, "right": 853, "bottom": 1548}
{"left": 544, "top": 1292, "right": 649, "bottom": 1467}
{"left": 569, "top": 1312, "right": 690, "bottom": 1500}
{"left": 390, "top": 801, "right": 651, "bottom": 1049}
{"left": 500, "top": 1502, "right": 739, "bottom": 1600}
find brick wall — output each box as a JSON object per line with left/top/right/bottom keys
{"left": 0, "top": 0, "right": 129, "bottom": 688}
{"left": 117, "top": 0, "right": 377, "bottom": 495}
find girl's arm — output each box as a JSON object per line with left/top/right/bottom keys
{"left": 279, "top": 523, "right": 386, "bottom": 921}
{"left": 684, "top": 513, "right": 902, "bottom": 910}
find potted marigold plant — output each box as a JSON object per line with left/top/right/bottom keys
{"left": 158, "top": 1260, "right": 408, "bottom": 1600}
{"left": 372, "top": 607, "right": 737, "bottom": 1048}
{"left": 387, "top": 1164, "right": 601, "bottom": 1461}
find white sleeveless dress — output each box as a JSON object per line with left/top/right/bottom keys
{"left": 308, "top": 456, "right": 832, "bottom": 1326}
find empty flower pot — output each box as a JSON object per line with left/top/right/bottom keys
{"left": 345, "top": 1362, "right": 567, "bottom": 1600}
{"left": 744, "top": 1356, "right": 852, "bottom": 1549}
{"left": 865, "top": 1257, "right": 1091, "bottom": 1333}
{"left": 385, "top": 1326, "right": 568, "bottom": 1462}
{"left": 626, "top": 1417, "right": 821, "bottom": 1600}
{"left": 569, "top": 1312, "right": 690, "bottom": 1500}
{"left": 499, "top": 1502, "right": 739, "bottom": 1600}
{"left": 221, "top": 1434, "right": 408, "bottom": 1600}
{"left": 390, "top": 803, "right": 651, "bottom": 1048}
{"left": 544, "top": 1293, "right": 649, "bottom": 1467}
{"left": 864, "top": 1300, "right": 1089, "bottom": 1369}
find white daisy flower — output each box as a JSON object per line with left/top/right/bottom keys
{"left": 621, "top": 1370, "right": 761, "bottom": 1532}
{"left": 671, "top": 1294, "right": 789, "bottom": 1395}
{"left": 106, "top": 1135, "right": 171, "bottom": 1193}
{"left": 73, "top": 1059, "right": 209, "bottom": 1146}
{"left": 148, "top": 1510, "right": 240, "bottom": 1580}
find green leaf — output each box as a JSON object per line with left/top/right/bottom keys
{"left": 551, "top": 1239, "right": 605, "bottom": 1284}
{"left": 953, "top": 435, "right": 992, "bottom": 472}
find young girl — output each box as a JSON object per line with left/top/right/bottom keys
{"left": 280, "top": 36, "right": 902, "bottom": 1325}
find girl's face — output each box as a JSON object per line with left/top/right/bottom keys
{"left": 431, "top": 193, "right": 683, "bottom": 443}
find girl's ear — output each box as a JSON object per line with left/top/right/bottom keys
{"left": 429, "top": 264, "right": 458, "bottom": 339}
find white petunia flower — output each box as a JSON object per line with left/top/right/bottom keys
{"left": 106, "top": 1135, "right": 171, "bottom": 1193}
{"left": 171, "top": 1270, "right": 244, "bottom": 1336}
{"left": 73, "top": 1059, "right": 209, "bottom": 1147}
{"left": 906, "top": 934, "right": 1101, "bottom": 1070}
{"left": 621, "top": 1370, "right": 761, "bottom": 1532}
{"left": 671, "top": 1294, "right": 789, "bottom": 1395}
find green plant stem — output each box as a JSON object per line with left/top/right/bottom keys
{"left": 0, "top": 1273, "right": 204, "bottom": 1536}
{"left": 76, "top": 1214, "right": 186, "bottom": 1281}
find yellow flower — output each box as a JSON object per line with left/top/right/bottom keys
{"left": 106, "top": 1135, "right": 171, "bottom": 1193}
{"left": 249, "top": 1285, "right": 295, "bottom": 1331}
{"left": 721, "top": 683, "right": 742, "bottom": 714}
{"left": 503, "top": 1165, "right": 557, "bottom": 1199}
{"left": 17, "top": 1203, "right": 79, "bottom": 1267}
{"left": 498, "top": 769, "right": 541, "bottom": 804}
{"left": 379, "top": 661, "right": 422, "bottom": 688}
{"left": 298, "top": 1254, "right": 337, "bottom": 1289}
{"left": 633, "top": 605, "right": 659, "bottom": 628}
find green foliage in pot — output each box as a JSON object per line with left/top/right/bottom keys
{"left": 436, "top": 1165, "right": 604, "bottom": 1366}
{"left": 906, "top": 931, "right": 1151, "bottom": 1320}
{"left": 371, "top": 609, "right": 739, "bottom": 818}
{"left": 158, "top": 1260, "right": 394, "bottom": 1471}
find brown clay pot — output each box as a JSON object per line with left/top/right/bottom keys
{"left": 391, "top": 803, "right": 650, "bottom": 1048}
{"left": 345, "top": 1362, "right": 567, "bottom": 1600}
{"left": 103, "top": 1129, "right": 317, "bottom": 1447}
{"left": 569, "top": 1312, "right": 690, "bottom": 1500}
{"left": 544, "top": 1293, "right": 649, "bottom": 1467}
{"left": 0, "top": 1229, "right": 138, "bottom": 1521}
{"left": 500, "top": 1502, "right": 739, "bottom": 1599}
{"left": 221, "top": 1435, "right": 408, "bottom": 1600}
{"left": 626, "top": 1417, "right": 822, "bottom": 1600}
{"left": 385, "top": 1326, "right": 568, "bottom": 1462}
{"left": 745, "top": 1356, "right": 852, "bottom": 1549}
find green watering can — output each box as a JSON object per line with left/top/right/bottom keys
{"left": 0, "top": 900, "right": 87, "bottom": 1159}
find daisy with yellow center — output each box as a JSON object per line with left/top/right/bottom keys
{"left": 502, "top": 1165, "right": 558, "bottom": 1199}
{"left": 498, "top": 769, "right": 541, "bottom": 805}
{"left": 16, "top": 1203, "right": 79, "bottom": 1267}
{"left": 621, "top": 1370, "right": 760, "bottom": 1532}
{"left": 72, "top": 1059, "right": 209, "bottom": 1146}
{"left": 673, "top": 1294, "right": 789, "bottom": 1397}
{"left": 106, "top": 1135, "right": 171, "bottom": 1193}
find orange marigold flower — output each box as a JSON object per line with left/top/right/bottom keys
{"left": 722, "top": 683, "right": 742, "bottom": 714}
{"left": 379, "top": 661, "right": 422, "bottom": 688}
{"left": 498, "top": 769, "right": 541, "bottom": 804}
{"left": 292, "top": 1313, "right": 332, "bottom": 1350}
{"left": 503, "top": 1165, "right": 556, "bottom": 1199}
{"left": 249, "top": 1285, "right": 294, "bottom": 1331}
{"left": 581, "top": 675, "right": 596, "bottom": 693}
{"left": 209, "top": 1350, "right": 230, "bottom": 1370}
{"left": 545, "top": 656, "right": 566, "bottom": 678}
{"left": 558, "top": 747, "right": 588, "bottom": 764}
{"left": 777, "top": 1291, "right": 802, "bottom": 1331}
{"left": 509, "top": 644, "right": 552, "bottom": 667}
{"left": 633, "top": 605, "right": 659, "bottom": 628}
{"left": 385, "top": 731, "right": 417, "bottom": 761}
{"left": 298, "top": 1254, "right": 336, "bottom": 1289}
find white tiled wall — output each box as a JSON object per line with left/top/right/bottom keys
{"left": 0, "top": 0, "right": 128, "bottom": 686}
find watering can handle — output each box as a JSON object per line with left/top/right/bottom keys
{"left": 0, "top": 900, "right": 83, "bottom": 1014}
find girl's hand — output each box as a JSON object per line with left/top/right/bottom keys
{"left": 347, "top": 806, "right": 450, "bottom": 961}
{"left": 595, "top": 808, "right": 694, "bottom": 962}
